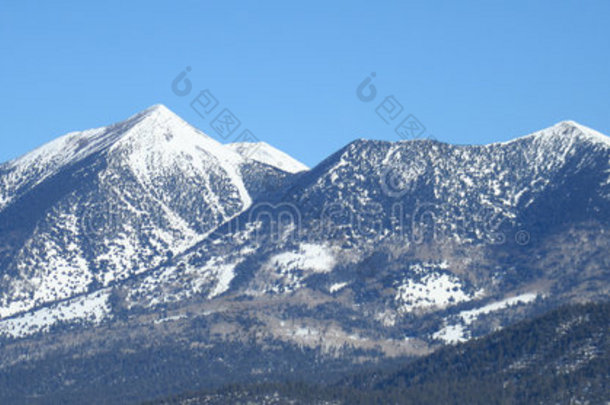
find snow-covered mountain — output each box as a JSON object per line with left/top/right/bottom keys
{"left": 0, "top": 104, "right": 297, "bottom": 319}
{"left": 0, "top": 108, "right": 608, "bottom": 403}
{"left": 116, "top": 118, "right": 609, "bottom": 340}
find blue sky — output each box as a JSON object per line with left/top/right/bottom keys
{"left": 1, "top": 0, "right": 609, "bottom": 167}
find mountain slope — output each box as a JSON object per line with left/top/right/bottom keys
{"left": 159, "top": 301, "right": 609, "bottom": 404}
{"left": 122, "top": 120, "right": 610, "bottom": 343}
{"left": 0, "top": 105, "right": 298, "bottom": 320}
{"left": 227, "top": 141, "right": 309, "bottom": 173}
{"left": 0, "top": 112, "right": 608, "bottom": 404}
{"left": 343, "top": 301, "right": 610, "bottom": 404}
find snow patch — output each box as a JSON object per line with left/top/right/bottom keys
{"left": 0, "top": 290, "right": 111, "bottom": 338}
{"left": 208, "top": 263, "right": 237, "bottom": 298}
{"left": 266, "top": 244, "right": 336, "bottom": 274}
{"left": 433, "top": 324, "right": 467, "bottom": 344}
{"left": 459, "top": 292, "right": 538, "bottom": 324}
{"left": 329, "top": 282, "right": 348, "bottom": 293}
{"left": 433, "top": 292, "right": 539, "bottom": 344}
{"left": 395, "top": 272, "right": 471, "bottom": 313}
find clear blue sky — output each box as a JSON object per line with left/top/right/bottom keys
{"left": 1, "top": 0, "right": 609, "bottom": 167}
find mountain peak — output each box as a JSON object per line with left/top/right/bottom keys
{"left": 536, "top": 120, "right": 610, "bottom": 148}
{"left": 126, "top": 103, "right": 184, "bottom": 128}
{"left": 487, "top": 120, "right": 610, "bottom": 150}
{"left": 227, "top": 141, "right": 309, "bottom": 173}
{"left": 142, "top": 103, "right": 171, "bottom": 114}
{"left": 550, "top": 120, "right": 593, "bottom": 135}
{"left": 136, "top": 104, "right": 180, "bottom": 121}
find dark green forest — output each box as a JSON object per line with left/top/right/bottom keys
{"left": 154, "top": 301, "right": 610, "bottom": 404}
